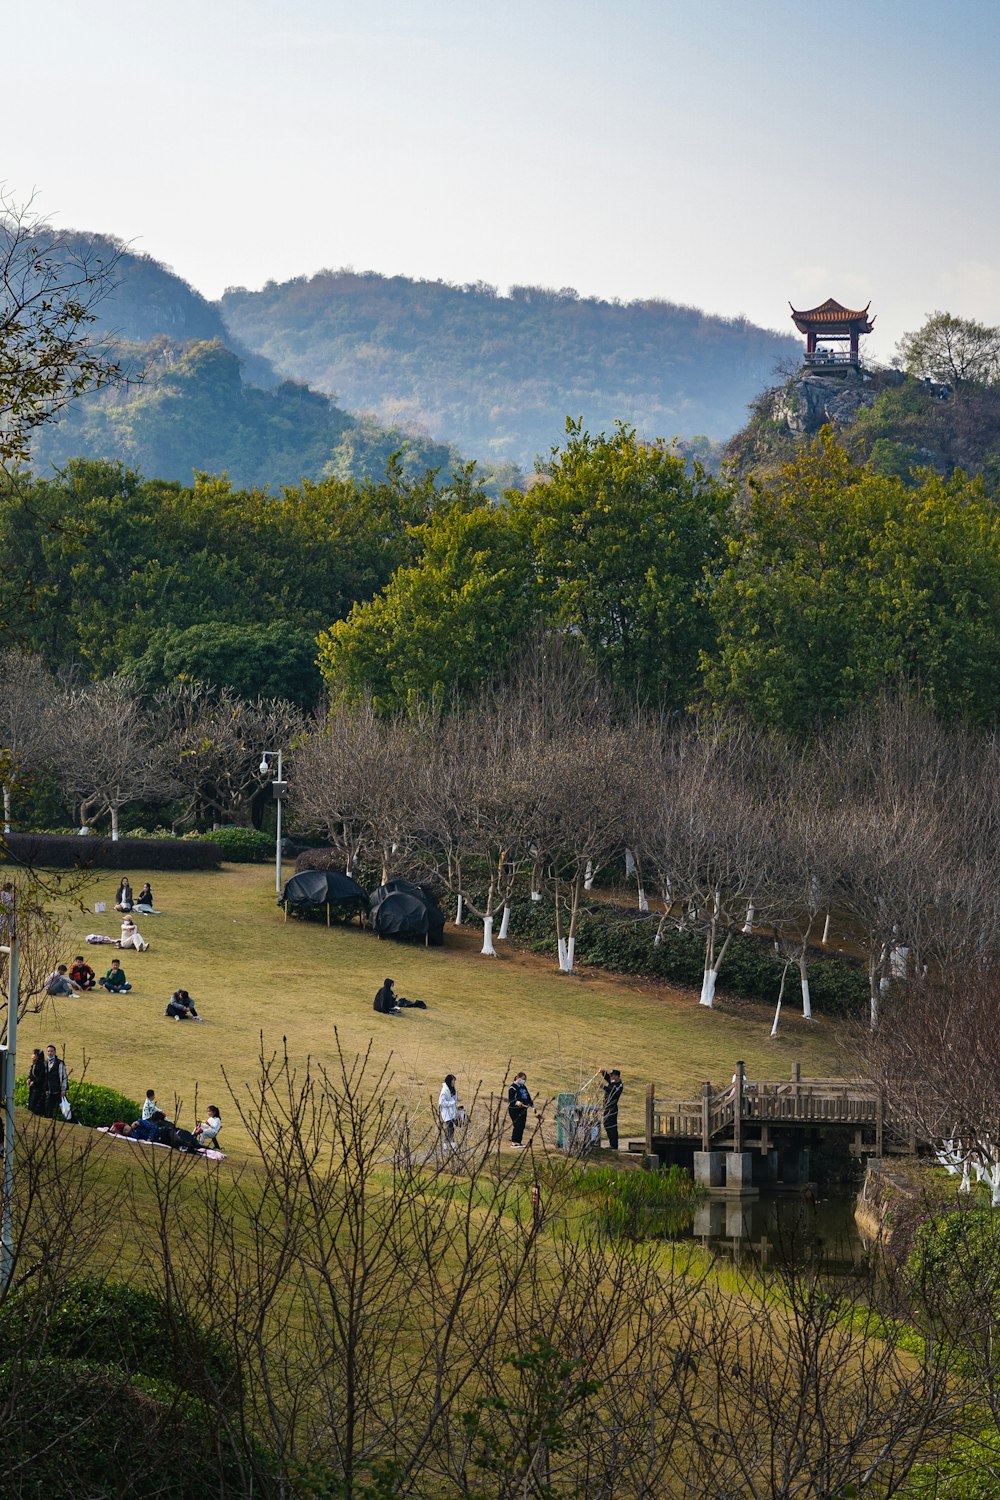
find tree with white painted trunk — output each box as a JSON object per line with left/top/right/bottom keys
{"left": 49, "top": 674, "right": 176, "bottom": 840}
{"left": 647, "top": 716, "right": 771, "bottom": 1007}
{"left": 0, "top": 650, "right": 56, "bottom": 834}
{"left": 290, "top": 700, "right": 417, "bottom": 882}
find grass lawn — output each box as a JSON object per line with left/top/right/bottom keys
{"left": 20, "top": 862, "right": 849, "bottom": 1156}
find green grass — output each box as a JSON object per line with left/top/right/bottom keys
{"left": 21, "top": 862, "right": 847, "bottom": 1155}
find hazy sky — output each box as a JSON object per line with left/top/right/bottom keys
{"left": 7, "top": 0, "right": 999, "bottom": 358}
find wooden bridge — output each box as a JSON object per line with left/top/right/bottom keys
{"left": 640, "top": 1063, "right": 918, "bottom": 1187}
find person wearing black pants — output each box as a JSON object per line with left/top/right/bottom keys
{"left": 507, "top": 1072, "right": 533, "bottom": 1147}
{"left": 43, "top": 1045, "right": 69, "bottom": 1119}
{"left": 600, "top": 1069, "right": 623, "bottom": 1151}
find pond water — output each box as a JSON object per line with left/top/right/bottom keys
{"left": 681, "top": 1191, "right": 866, "bottom": 1271}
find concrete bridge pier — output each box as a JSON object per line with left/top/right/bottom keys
{"left": 693, "top": 1150, "right": 725, "bottom": 1188}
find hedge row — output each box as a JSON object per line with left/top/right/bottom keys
{"left": 200, "top": 827, "right": 274, "bottom": 863}
{"left": 15, "top": 1078, "right": 141, "bottom": 1127}
{"left": 507, "top": 899, "right": 870, "bottom": 1019}
{"left": 0, "top": 832, "right": 222, "bottom": 871}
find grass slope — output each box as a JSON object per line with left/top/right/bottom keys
{"left": 21, "top": 864, "right": 846, "bottom": 1155}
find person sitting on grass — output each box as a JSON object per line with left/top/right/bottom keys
{"left": 99, "top": 958, "right": 132, "bottom": 993}
{"left": 195, "top": 1106, "right": 222, "bottom": 1146}
{"left": 373, "top": 977, "right": 401, "bottom": 1015}
{"left": 134, "top": 882, "right": 159, "bottom": 913}
{"left": 118, "top": 916, "right": 149, "bottom": 952}
{"left": 141, "top": 1088, "right": 159, "bottom": 1121}
{"left": 114, "top": 877, "right": 133, "bottom": 912}
{"left": 165, "top": 989, "right": 202, "bottom": 1021}
{"left": 69, "top": 955, "right": 96, "bottom": 991}
{"left": 44, "top": 964, "right": 82, "bottom": 998}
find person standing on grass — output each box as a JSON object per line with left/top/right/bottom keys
{"left": 43, "top": 1044, "right": 68, "bottom": 1119}
{"left": 600, "top": 1069, "right": 623, "bottom": 1150}
{"left": 507, "top": 1072, "right": 533, "bottom": 1148}
{"left": 27, "top": 1049, "right": 46, "bottom": 1115}
{"left": 439, "top": 1075, "right": 463, "bottom": 1152}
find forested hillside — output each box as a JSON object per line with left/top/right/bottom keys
{"left": 23, "top": 232, "right": 492, "bottom": 490}
{"left": 219, "top": 272, "right": 800, "bottom": 467}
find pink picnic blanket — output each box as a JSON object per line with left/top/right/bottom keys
{"left": 97, "top": 1127, "right": 225, "bottom": 1160}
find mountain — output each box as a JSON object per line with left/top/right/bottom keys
{"left": 219, "top": 272, "right": 801, "bottom": 469}
{"left": 726, "top": 363, "right": 1000, "bottom": 494}
{"left": 24, "top": 233, "right": 489, "bottom": 490}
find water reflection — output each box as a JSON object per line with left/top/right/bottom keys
{"left": 689, "top": 1193, "right": 865, "bottom": 1271}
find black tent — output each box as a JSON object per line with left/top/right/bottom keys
{"left": 280, "top": 870, "right": 369, "bottom": 925}
{"left": 370, "top": 889, "right": 446, "bottom": 946}
{"left": 372, "top": 878, "right": 443, "bottom": 911}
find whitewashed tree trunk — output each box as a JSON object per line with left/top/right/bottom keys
{"left": 557, "top": 935, "right": 576, "bottom": 973}
{"left": 637, "top": 885, "right": 648, "bottom": 913}
{"left": 960, "top": 1159, "right": 972, "bottom": 1193}
{"left": 822, "top": 911, "right": 831, "bottom": 946}
{"left": 584, "top": 861, "right": 594, "bottom": 891}
{"left": 770, "top": 960, "right": 791, "bottom": 1039}
{"left": 498, "top": 903, "right": 511, "bottom": 940}
{"left": 653, "top": 912, "right": 669, "bottom": 948}
{"left": 455, "top": 893, "right": 464, "bottom": 926}
{"left": 625, "top": 847, "right": 636, "bottom": 878}
{"left": 699, "top": 969, "right": 718, "bottom": 1008}
{"left": 2, "top": 784, "right": 10, "bottom": 834}
{"left": 481, "top": 914, "right": 496, "bottom": 957}
{"left": 742, "top": 902, "right": 755, "bottom": 934}
{"left": 799, "top": 952, "right": 812, "bottom": 1020}
{"left": 110, "top": 806, "right": 120, "bottom": 841}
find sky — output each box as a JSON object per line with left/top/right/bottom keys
{"left": 6, "top": 0, "right": 1000, "bottom": 359}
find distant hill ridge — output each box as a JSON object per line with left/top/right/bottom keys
{"left": 220, "top": 270, "right": 800, "bottom": 468}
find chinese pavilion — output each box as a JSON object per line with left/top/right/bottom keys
{"left": 789, "top": 297, "right": 875, "bottom": 366}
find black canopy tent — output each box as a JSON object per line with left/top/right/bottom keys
{"left": 279, "top": 870, "right": 369, "bottom": 926}
{"left": 369, "top": 884, "right": 446, "bottom": 946}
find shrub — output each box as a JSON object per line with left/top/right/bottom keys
{"left": 0, "top": 832, "right": 221, "bottom": 871}
{"left": 201, "top": 827, "right": 274, "bottom": 862}
{"left": 506, "top": 899, "right": 870, "bottom": 1018}
{"left": 0, "top": 1276, "right": 233, "bottom": 1389}
{"left": 15, "top": 1077, "right": 141, "bottom": 1128}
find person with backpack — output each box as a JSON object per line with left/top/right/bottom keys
{"left": 507, "top": 1072, "right": 534, "bottom": 1148}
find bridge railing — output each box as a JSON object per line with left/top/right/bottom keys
{"left": 645, "top": 1067, "right": 894, "bottom": 1149}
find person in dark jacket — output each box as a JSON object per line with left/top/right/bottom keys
{"left": 114, "top": 877, "right": 133, "bottom": 912}
{"left": 600, "top": 1069, "right": 623, "bottom": 1151}
{"left": 165, "top": 989, "right": 202, "bottom": 1021}
{"left": 373, "top": 978, "right": 400, "bottom": 1015}
{"left": 507, "top": 1072, "right": 533, "bottom": 1147}
{"left": 43, "top": 1044, "right": 69, "bottom": 1119}
{"left": 27, "top": 1049, "right": 46, "bottom": 1115}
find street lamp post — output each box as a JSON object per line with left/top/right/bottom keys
{"left": 1, "top": 899, "right": 19, "bottom": 1294}
{"left": 259, "top": 750, "right": 286, "bottom": 895}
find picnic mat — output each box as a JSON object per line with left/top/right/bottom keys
{"left": 97, "top": 1127, "right": 225, "bottom": 1160}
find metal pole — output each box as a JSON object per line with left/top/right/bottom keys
{"left": 1, "top": 927, "right": 18, "bottom": 1294}
{"left": 275, "top": 749, "right": 283, "bottom": 896}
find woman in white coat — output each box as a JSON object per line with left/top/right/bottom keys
{"left": 119, "top": 916, "right": 149, "bottom": 951}
{"left": 438, "top": 1074, "right": 463, "bottom": 1152}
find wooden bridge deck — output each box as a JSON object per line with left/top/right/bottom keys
{"left": 645, "top": 1063, "right": 917, "bottom": 1157}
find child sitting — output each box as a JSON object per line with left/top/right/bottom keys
{"left": 195, "top": 1106, "right": 222, "bottom": 1145}
{"left": 69, "top": 955, "right": 96, "bottom": 991}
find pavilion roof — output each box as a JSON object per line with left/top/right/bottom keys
{"left": 790, "top": 298, "right": 875, "bottom": 333}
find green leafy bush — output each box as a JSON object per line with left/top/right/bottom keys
{"left": 15, "top": 1076, "right": 141, "bottom": 1128}
{"left": 0, "top": 1276, "right": 233, "bottom": 1389}
{"left": 201, "top": 826, "right": 274, "bottom": 862}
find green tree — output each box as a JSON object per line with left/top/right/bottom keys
{"left": 317, "top": 501, "right": 539, "bottom": 709}
{"left": 510, "top": 419, "right": 732, "bottom": 706}
{"left": 897, "top": 310, "right": 1000, "bottom": 388}
{"left": 130, "top": 621, "right": 322, "bottom": 709}
{"left": 702, "top": 431, "right": 1000, "bottom": 730}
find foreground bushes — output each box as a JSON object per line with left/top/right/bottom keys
{"left": 0, "top": 831, "right": 221, "bottom": 871}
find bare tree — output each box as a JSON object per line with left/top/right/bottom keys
{"left": 291, "top": 699, "right": 417, "bottom": 881}
{"left": 158, "top": 681, "right": 304, "bottom": 830}
{"left": 0, "top": 649, "right": 55, "bottom": 833}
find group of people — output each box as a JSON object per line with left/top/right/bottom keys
{"left": 44, "top": 955, "right": 137, "bottom": 997}
{"left": 436, "top": 1067, "right": 625, "bottom": 1153}
{"left": 114, "top": 878, "right": 157, "bottom": 914}
{"left": 109, "top": 1088, "right": 221, "bottom": 1153}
